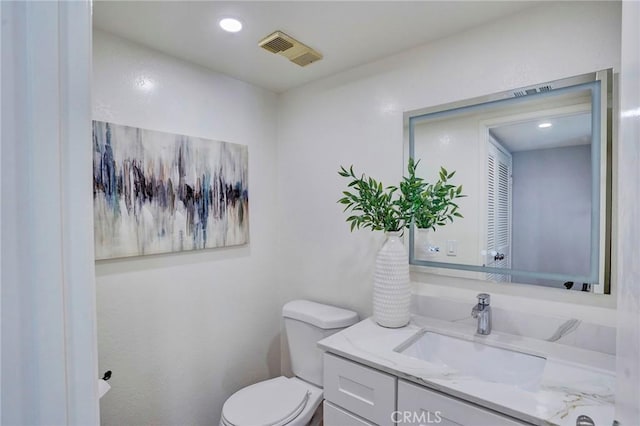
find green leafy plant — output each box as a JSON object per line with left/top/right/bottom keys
{"left": 413, "top": 167, "right": 465, "bottom": 230}
{"left": 338, "top": 158, "right": 465, "bottom": 233}
{"left": 338, "top": 165, "right": 404, "bottom": 232}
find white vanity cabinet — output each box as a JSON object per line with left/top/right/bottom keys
{"left": 324, "top": 401, "right": 376, "bottom": 426}
{"left": 323, "top": 353, "right": 396, "bottom": 426}
{"left": 397, "top": 380, "right": 529, "bottom": 426}
{"left": 323, "top": 353, "right": 532, "bottom": 426}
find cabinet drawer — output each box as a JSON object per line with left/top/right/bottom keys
{"left": 398, "top": 380, "right": 530, "bottom": 426}
{"left": 324, "top": 401, "right": 376, "bottom": 426}
{"left": 324, "top": 353, "right": 396, "bottom": 426}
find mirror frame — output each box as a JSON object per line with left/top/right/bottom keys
{"left": 405, "top": 69, "right": 613, "bottom": 290}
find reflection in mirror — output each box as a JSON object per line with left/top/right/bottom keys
{"left": 407, "top": 70, "right": 613, "bottom": 293}
{"left": 489, "top": 107, "right": 592, "bottom": 286}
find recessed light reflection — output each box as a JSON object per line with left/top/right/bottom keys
{"left": 538, "top": 122, "right": 552, "bottom": 128}
{"left": 380, "top": 102, "right": 399, "bottom": 115}
{"left": 439, "top": 135, "right": 451, "bottom": 146}
{"left": 621, "top": 108, "right": 640, "bottom": 118}
{"left": 135, "top": 76, "right": 155, "bottom": 92}
{"left": 219, "top": 18, "right": 242, "bottom": 33}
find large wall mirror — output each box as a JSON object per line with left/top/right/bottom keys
{"left": 406, "top": 69, "right": 614, "bottom": 294}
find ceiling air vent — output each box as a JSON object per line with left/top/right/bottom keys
{"left": 261, "top": 34, "right": 294, "bottom": 53}
{"left": 259, "top": 31, "right": 322, "bottom": 67}
{"left": 513, "top": 84, "right": 554, "bottom": 98}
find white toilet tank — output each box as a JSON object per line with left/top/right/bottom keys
{"left": 283, "top": 300, "right": 358, "bottom": 388}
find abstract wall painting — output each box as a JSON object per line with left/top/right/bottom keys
{"left": 93, "top": 120, "right": 249, "bottom": 260}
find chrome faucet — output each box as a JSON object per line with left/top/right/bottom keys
{"left": 471, "top": 293, "right": 491, "bottom": 335}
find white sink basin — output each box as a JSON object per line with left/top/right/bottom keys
{"left": 397, "top": 331, "right": 547, "bottom": 391}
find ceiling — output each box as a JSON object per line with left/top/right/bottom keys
{"left": 93, "top": 1, "right": 540, "bottom": 93}
{"left": 491, "top": 112, "right": 592, "bottom": 153}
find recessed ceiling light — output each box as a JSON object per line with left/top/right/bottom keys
{"left": 219, "top": 18, "right": 242, "bottom": 33}
{"left": 538, "top": 122, "right": 552, "bottom": 128}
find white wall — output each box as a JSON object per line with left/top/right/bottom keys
{"left": 615, "top": 1, "right": 640, "bottom": 423}
{"left": 93, "top": 31, "right": 281, "bottom": 425}
{"left": 277, "top": 2, "right": 621, "bottom": 320}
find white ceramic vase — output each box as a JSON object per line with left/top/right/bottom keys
{"left": 373, "top": 231, "right": 411, "bottom": 328}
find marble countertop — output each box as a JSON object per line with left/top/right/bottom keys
{"left": 318, "top": 315, "right": 615, "bottom": 426}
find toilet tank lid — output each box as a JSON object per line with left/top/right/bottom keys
{"left": 282, "top": 300, "right": 359, "bottom": 329}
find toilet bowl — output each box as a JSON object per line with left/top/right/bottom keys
{"left": 219, "top": 300, "right": 359, "bottom": 426}
{"left": 219, "top": 377, "right": 322, "bottom": 426}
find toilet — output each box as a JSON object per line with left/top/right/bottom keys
{"left": 220, "top": 300, "right": 359, "bottom": 426}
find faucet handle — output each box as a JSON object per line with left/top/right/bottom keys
{"left": 477, "top": 293, "right": 490, "bottom": 305}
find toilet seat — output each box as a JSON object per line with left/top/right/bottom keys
{"left": 221, "top": 377, "right": 321, "bottom": 426}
